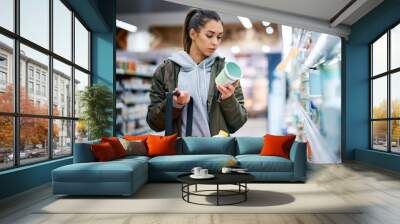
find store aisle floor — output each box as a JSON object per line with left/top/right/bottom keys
{"left": 232, "top": 117, "right": 268, "bottom": 137}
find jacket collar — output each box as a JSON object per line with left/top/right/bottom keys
{"left": 207, "top": 57, "right": 224, "bottom": 114}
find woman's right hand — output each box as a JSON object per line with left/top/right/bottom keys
{"left": 173, "top": 88, "right": 190, "bottom": 108}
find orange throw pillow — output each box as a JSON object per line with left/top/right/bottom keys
{"left": 260, "top": 134, "right": 296, "bottom": 159}
{"left": 124, "top": 135, "right": 151, "bottom": 141}
{"left": 91, "top": 142, "right": 117, "bottom": 162}
{"left": 146, "top": 134, "right": 177, "bottom": 157}
{"left": 101, "top": 137, "right": 126, "bottom": 158}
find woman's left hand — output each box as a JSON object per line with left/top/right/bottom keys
{"left": 216, "top": 81, "right": 239, "bottom": 101}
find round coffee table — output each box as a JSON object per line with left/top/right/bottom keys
{"left": 177, "top": 172, "right": 255, "bottom": 206}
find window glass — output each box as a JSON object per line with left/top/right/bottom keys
{"left": 372, "top": 121, "right": 388, "bottom": 151}
{"left": 0, "top": 0, "right": 14, "bottom": 31}
{"left": 391, "top": 120, "right": 400, "bottom": 153}
{"left": 75, "top": 120, "right": 88, "bottom": 143}
{"left": 74, "top": 69, "right": 89, "bottom": 118}
{"left": 53, "top": 0, "right": 72, "bottom": 60}
{"left": 53, "top": 119, "right": 72, "bottom": 157}
{"left": 20, "top": 117, "right": 49, "bottom": 165}
{"left": 0, "top": 0, "right": 92, "bottom": 169}
{"left": 372, "top": 34, "right": 387, "bottom": 76}
{"left": 0, "top": 116, "right": 13, "bottom": 170}
{"left": 53, "top": 59, "right": 72, "bottom": 117}
{"left": 20, "top": 0, "right": 49, "bottom": 49}
{"left": 391, "top": 24, "right": 400, "bottom": 70}
{"left": 372, "top": 77, "right": 387, "bottom": 119}
{"left": 20, "top": 44, "right": 49, "bottom": 115}
{"left": 74, "top": 18, "right": 89, "bottom": 70}
{"left": 0, "top": 35, "right": 14, "bottom": 113}
{"left": 391, "top": 72, "right": 400, "bottom": 118}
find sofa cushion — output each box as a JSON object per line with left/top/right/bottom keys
{"left": 149, "top": 154, "right": 235, "bottom": 172}
{"left": 115, "top": 155, "right": 150, "bottom": 164}
{"left": 235, "top": 137, "right": 263, "bottom": 155}
{"left": 180, "top": 137, "right": 235, "bottom": 155}
{"left": 236, "top": 155, "right": 293, "bottom": 172}
{"left": 52, "top": 158, "right": 147, "bottom": 183}
{"left": 73, "top": 139, "right": 100, "bottom": 163}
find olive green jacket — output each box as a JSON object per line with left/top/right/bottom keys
{"left": 146, "top": 57, "right": 248, "bottom": 136}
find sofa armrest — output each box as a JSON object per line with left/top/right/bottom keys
{"left": 73, "top": 140, "right": 100, "bottom": 163}
{"left": 289, "top": 141, "right": 307, "bottom": 181}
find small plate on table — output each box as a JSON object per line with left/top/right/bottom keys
{"left": 232, "top": 170, "right": 249, "bottom": 174}
{"left": 190, "top": 174, "right": 215, "bottom": 179}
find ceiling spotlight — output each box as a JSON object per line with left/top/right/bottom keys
{"left": 231, "top": 46, "right": 241, "bottom": 54}
{"left": 266, "top": 26, "right": 274, "bottom": 35}
{"left": 237, "top": 16, "right": 253, "bottom": 29}
{"left": 262, "top": 45, "right": 271, "bottom": 53}
{"left": 262, "top": 21, "right": 271, "bottom": 26}
{"left": 116, "top": 19, "right": 137, "bottom": 32}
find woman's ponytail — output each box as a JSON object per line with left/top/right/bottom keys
{"left": 183, "top": 9, "right": 199, "bottom": 53}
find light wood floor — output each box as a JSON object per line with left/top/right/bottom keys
{"left": 1, "top": 162, "right": 400, "bottom": 224}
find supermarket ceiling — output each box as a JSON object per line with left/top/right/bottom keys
{"left": 117, "top": 0, "right": 189, "bottom": 14}
{"left": 116, "top": 0, "right": 384, "bottom": 38}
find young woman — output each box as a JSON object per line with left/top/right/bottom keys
{"left": 146, "top": 9, "right": 248, "bottom": 137}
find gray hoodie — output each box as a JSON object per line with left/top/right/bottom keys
{"left": 168, "top": 51, "right": 218, "bottom": 137}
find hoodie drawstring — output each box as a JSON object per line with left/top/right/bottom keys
{"left": 196, "top": 66, "right": 200, "bottom": 102}
{"left": 203, "top": 63, "right": 207, "bottom": 105}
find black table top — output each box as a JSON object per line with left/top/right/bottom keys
{"left": 177, "top": 172, "right": 255, "bottom": 185}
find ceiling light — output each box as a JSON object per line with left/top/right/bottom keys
{"left": 262, "top": 21, "right": 270, "bottom": 26}
{"left": 231, "top": 46, "right": 241, "bottom": 54}
{"left": 262, "top": 45, "right": 271, "bottom": 53}
{"left": 237, "top": 16, "right": 252, "bottom": 29}
{"left": 266, "top": 26, "right": 274, "bottom": 34}
{"left": 116, "top": 19, "right": 137, "bottom": 32}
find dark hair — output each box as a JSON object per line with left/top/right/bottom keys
{"left": 183, "top": 9, "right": 222, "bottom": 53}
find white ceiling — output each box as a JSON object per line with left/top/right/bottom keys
{"left": 224, "top": 0, "right": 353, "bottom": 22}
{"left": 117, "top": 11, "right": 241, "bottom": 31}
{"left": 161, "top": 0, "right": 384, "bottom": 38}
{"left": 117, "top": 0, "right": 384, "bottom": 38}
{"left": 223, "top": 0, "right": 385, "bottom": 26}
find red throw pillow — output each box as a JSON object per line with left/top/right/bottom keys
{"left": 91, "top": 142, "right": 117, "bottom": 161}
{"left": 101, "top": 137, "right": 126, "bottom": 158}
{"left": 260, "top": 134, "right": 296, "bottom": 159}
{"left": 146, "top": 134, "right": 177, "bottom": 157}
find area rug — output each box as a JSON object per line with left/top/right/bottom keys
{"left": 37, "top": 183, "right": 362, "bottom": 214}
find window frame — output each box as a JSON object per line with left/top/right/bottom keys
{"left": 370, "top": 20, "right": 400, "bottom": 154}
{"left": 0, "top": 0, "right": 92, "bottom": 171}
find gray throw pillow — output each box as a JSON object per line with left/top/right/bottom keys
{"left": 119, "top": 138, "right": 147, "bottom": 156}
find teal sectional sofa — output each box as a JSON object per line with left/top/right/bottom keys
{"left": 52, "top": 137, "right": 307, "bottom": 196}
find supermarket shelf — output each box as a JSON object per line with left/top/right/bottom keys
{"left": 119, "top": 114, "right": 147, "bottom": 122}
{"left": 116, "top": 70, "right": 153, "bottom": 79}
{"left": 122, "top": 100, "right": 150, "bottom": 106}
{"left": 127, "top": 127, "right": 153, "bottom": 135}
{"left": 116, "top": 86, "right": 151, "bottom": 92}
{"left": 116, "top": 52, "right": 161, "bottom": 136}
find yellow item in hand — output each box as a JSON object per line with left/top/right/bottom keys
{"left": 218, "top": 130, "right": 229, "bottom": 137}
{"left": 226, "top": 159, "right": 237, "bottom": 167}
